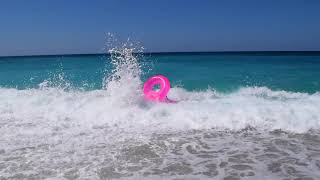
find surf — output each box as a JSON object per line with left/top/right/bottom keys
{"left": 0, "top": 85, "right": 320, "bottom": 134}
{"left": 1, "top": 43, "right": 320, "bottom": 134}
{"left": 1, "top": 44, "right": 320, "bottom": 180}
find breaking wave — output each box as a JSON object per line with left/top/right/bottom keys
{"left": 0, "top": 44, "right": 319, "bottom": 135}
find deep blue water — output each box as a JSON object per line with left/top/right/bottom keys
{"left": 1, "top": 52, "right": 320, "bottom": 93}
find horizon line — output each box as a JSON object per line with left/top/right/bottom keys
{"left": 1, "top": 50, "right": 320, "bottom": 58}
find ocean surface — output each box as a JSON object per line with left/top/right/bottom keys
{"left": 1, "top": 50, "right": 320, "bottom": 180}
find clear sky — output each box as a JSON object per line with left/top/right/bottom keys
{"left": 0, "top": 0, "right": 320, "bottom": 56}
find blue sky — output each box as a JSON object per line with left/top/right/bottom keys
{"left": 0, "top": 0, "right": 320, "bottom": 56}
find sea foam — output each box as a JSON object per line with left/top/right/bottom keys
{"left": 0, "top": 86, "right": 319, "bottom": 136}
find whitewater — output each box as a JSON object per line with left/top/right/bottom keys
{"left": 1, "top": 47, "right": 320, "bottom": 179}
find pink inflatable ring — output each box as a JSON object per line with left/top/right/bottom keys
{"left": 143, "top": 75, "right": 176, "bottom": 103}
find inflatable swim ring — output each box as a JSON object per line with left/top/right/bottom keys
{"left": 143, "top": 75, "right": 176, "bottom": 103}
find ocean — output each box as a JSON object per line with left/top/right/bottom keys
{"left": 1, "top": 50, "right": 320, "bottom": 179}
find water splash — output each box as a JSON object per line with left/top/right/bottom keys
{"left": 38, "top": 63, "right": 72, "bottom": 90}
{"left": 104, "top": 43, "right": 142, "bottom": 104}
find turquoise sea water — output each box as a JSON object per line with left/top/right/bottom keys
{"left": 1, "top": 52, "right": 320, "bottom": 93}
{"left": 1, "top": 51, "right": 320, "bottom": 179}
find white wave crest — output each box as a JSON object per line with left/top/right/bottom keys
{"left": 0, "top": 86, "right": 319, "bottom": 135}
